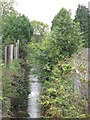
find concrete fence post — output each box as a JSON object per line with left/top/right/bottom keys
{"left": 14, "top": 41, "right": 19, "bottom": 60}
{"left": 5, "top": 41, "right": 19, "bottom": 66}
{"left": 17, "top": 40, "right": 19, "bottom": 59}
{"left": 5, "top": 46, "right": 7, "bottom": 66}
{"left": 10, "top": 45, "right": 14, "bottom": 64}
{"left": 5, "top": 45, "right": 10, "bottom": 66}
{"left": 14, "top": 44, "right": 16, "bottom": 60}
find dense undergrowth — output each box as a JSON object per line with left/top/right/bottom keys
{"left": 28, "top": 8, "right": 89, "bottom": 118}
{"left": 2, "top": 59, "right": 29, "bottom": 117}
{"left": 40, "top": 49, "right": 88, "bottom": 118}
{"left": 29, "top": 40, "right": 88, "bottom": 118}
{"left": 1, "top": 0, "right": 33, "bottom": 117}
{"left": 1, "top": 0, "right": 89, "bottom": 118}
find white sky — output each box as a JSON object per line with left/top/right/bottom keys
{"left": 14, "top": 0, "right": 89, "bottom": 28}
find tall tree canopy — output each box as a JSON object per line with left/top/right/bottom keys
{"left": 51, "top": 8, "right": 71, "bottom": 31}
{"left": 51, "top": 8, "right": 83, "bottom": 58}
{"left": 0, "top": 0, "right": 15, "bottom": 15}
{"left": 29, "top": 8, "right": 83, "bottom": 80}
{"left": 31, "top": 20, "right": 49, "bottom": 42}
{"left": 74, "top": 4, "right": 88, "bottom": 47}
{"left": 2, "top": 13, "right": 33, "bottom": 45}
{"left": 1, "top": 0, "right": 33, "bottom": 59}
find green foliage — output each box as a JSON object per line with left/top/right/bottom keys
{"left": 2, "top": 59, "right": 30, "bottom": 116}
{"left": 2, "top": 13, "right": 33, "bottom": 45}
{"left": 1, "top": 1, "right": 88, "bottom": 118}
{"left": 51, "top": 8, "right": 71, "bottom": 30}
{"left": 0, "top": 0, "right": 15, "bottom": 16}
{"left": 51, "top": 8, "right": 83, "bottom": 57}
{"left": 2, "top": 0, "right": 33, "bottom": 59}
{"left": 28, "top": 8, "right": 88, "bottom": 118}
{"left": 28, "top": 8, "right": 83, "bottom": 79}
{"left": 74, "top": 4, "right": 88, "bottom": 48}
{"left": 1, "top": 0, "right": 32, "bottom": 117}
{"left": 31, "top": 20, "right": 49, "bottom": 42}
{"left": 40, "top": 57, "right": 88, "bottom": 118}
{"left": 28, "top": 34, "right": 56, "bottom": 79}
{"left": 2, "top": 60, "right": 20, "bottom": 98}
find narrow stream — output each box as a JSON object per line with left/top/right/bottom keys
{"left": 28, "top": 68, "right": 41, "bottom": 118}
{"left": 10, "top": 67, "right": 42, "bottom": 119}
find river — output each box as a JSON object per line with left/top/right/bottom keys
{"left": 28, "top": 73, "right": 41, "bottom": 118}
{"left": 9, "top": 67, "right": 42, "bottom": 119}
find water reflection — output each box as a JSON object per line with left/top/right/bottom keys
{"left": 28, "top": 74, "right": 41, "bottom": 118}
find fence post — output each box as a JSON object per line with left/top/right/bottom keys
{"left": 14, "top": 41, "right": 19, "bottom": 60}
{"left": 5, "top": 41, "right": 19, "bottom": 66}
{"left": 10, "top": 44, "right": 14, "bottom": 64}
{"left": 5, "top": 46, "right": 7, "bottom": 66}
{"left": 17, "top": 40, "right": 19, "bottom": 59}
{"left": 16, "top": 42, "right": 18, "bottom": 59}
{"left": 5, "top": 45, "right": 10, "bottom": 66}
{"left": 14, "top": 43, "right": 16, "bottom": 60}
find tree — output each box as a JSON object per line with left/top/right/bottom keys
{"left": 29, "top": 8, "right": 83, "bottom": 81}
{"left": 0, "top": 0, "right": 15, "bottom": 42}
{"left": 0, "top": 0, "right": 16, "bottom": 18}
{"left": 51, "top": 8, "right": 71, "bottom": 31}
{"left": 2, "top": 13, "right": 33, "bottom": 45}
{"left": 74, "top": 4, "right": 88, "bottom": 48}
{"left": 31, "top": 20, "right": 49, "bottom": 42}
{"left": 51, "top": 8, "right": 83, "bottom": 58}
{"left": 2, "top": 0, "right": 33, "bottom": 59}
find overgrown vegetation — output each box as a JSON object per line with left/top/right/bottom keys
{"left": 74, "top": 4, "right": 88, "bottom": 48}
{"left": 40, "top": 49, "right": 88, "bottom": 118}
{"left": 31, "top": 20, "right": 49, "bottom": 42}
{"left": 2, "top": 59, "right": 30, "bottom": 117}
{"left": 28, "top": 7, "right": 88, "bottom": 118}
{"left": 2, "top": 60, "right": 20, "bottom": 116}
{"left": 29, "top": 8, "right": 83, "bottom": 81}
{"left": 1, "top": 0, "right": 33, "bottom": 117}
{"left": 1, "top": 0, "right": 33, "bottom": 60}
{"left": 1, "top": 0, "right": 89, "bottom": 118}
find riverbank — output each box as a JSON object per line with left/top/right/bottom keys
{"left": 2, "top": 59, "right": 30, "bottom": 118}
{"left": 39, "top": 48, "right": 88, "bottom": 118}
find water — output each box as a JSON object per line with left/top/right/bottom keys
{"left": 5, "top": 67, "right": 42, "bottom": 119}
{"left": 28, "top": 72, "right": 41, "bottom": 118}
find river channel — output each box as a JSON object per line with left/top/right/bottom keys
{"left": 10, "top": 67, "right": 42, "bottom": 119}
{"left": 28, "top": 68, "right": 41, "bottom": 118}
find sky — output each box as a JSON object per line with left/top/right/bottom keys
{"left": 14, "top": 0, "right": 89, "bottom": 28}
